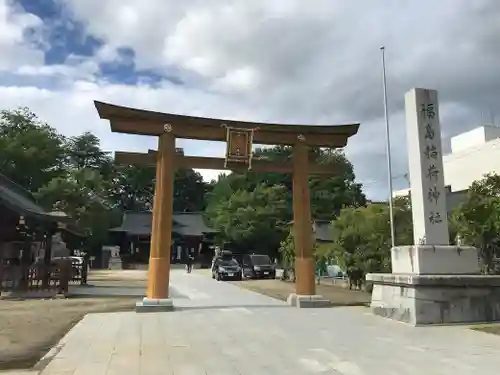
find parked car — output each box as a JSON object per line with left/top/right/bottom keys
{"left": 241, "top": 254, "right": 276, "bottom": 279}
{"left": 212, "top": 257, "right": 242, "bottom": 281}
{"left": 326, "top": 264, "right": 347, "bottom": 279}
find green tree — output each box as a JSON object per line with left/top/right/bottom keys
{"left": 109, "top": 165, "right": 156, "bottom": 211}
{"left": 110, "top": 166, "right": 208, "bottom": 212}
{"left": 36, "top": 168, "right": 121, "bottom": 256}
{"left": 204, "top": 173, "right": 248, "bottom": 227}
{"left": 278, "top": 231, "right": 296, "bottom": 270}
{"left": 329, "top": 197, "right": 413, "bottom": 278}
{"left": 36, "top": 131, "right": 121, "bottom": 256}
{"left": 66, "top": 132, "right": 114, "bottom": 178}
{"left": 0, "top": 106, "right": 213, "bottom": 258}
{"left": 241, "top": 146, "right": 366, "bottom": 219}
{"left": 0, "top": 108, "right": 67, "bottom": 191}
{"left": 208, "top": 184, "right": 288, "bottom": 256}
{"left": 204, "top": 146, "right": 366, "bottom": 252}
{"left": 451, "top": 173, "right": 500, "bottom": 274}
{"left": 205, "top": 146, "right": 366, "bottom": 258}
{"left": 278, "top": 230, "right": 329, "bottom": 281}
{"left": 173, "top": 169, "right": 208, "bottom": 212}
{"left": 309, "top": 148, "right": 366, "bottom": 219}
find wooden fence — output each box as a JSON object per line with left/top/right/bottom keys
{"left": 0, "top": 259, "right": 71, "bottom": 294}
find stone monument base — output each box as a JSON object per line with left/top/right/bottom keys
{"left": 135, "top": 297, "right": 174, "bottom": 313}
{"left": 287, "top": 293, "right": 331, "bottom": 308}
{"left": 109, "top": 258, "right": 122, "bottom": 270}
{"left": 391, "top": 245, "right": 480, "bottom": 274}
{"left": 366, "top": 273, "right": 500, "bottom": 325}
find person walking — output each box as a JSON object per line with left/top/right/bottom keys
{"left": 186, "top": 251, "right": 195, "bottom": 273}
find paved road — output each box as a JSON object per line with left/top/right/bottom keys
{"left": 40, "top": 270, "right": 499, "bottom": 375}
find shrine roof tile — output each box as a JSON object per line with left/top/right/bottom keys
{"left": 110, "top": 211, "right": 217, "bottom": 237}
{"left": 0, "top": 173, "right": 54, "bottom": 220}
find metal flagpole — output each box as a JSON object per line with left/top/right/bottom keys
{"left": 380, "top": 46, "right": 396, "bottom": 248}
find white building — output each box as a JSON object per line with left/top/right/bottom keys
{"left": 393, "top": 125, "right": 500, "bottom": 210}
{"left": 392, "top": 187, "right": 411, "bottom": 198}
{"left": 443, "top": 125, "right": 500, "bottom": 192}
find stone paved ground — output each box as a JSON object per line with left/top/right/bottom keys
{"left": 39, "top": 270, "right": 500, "bottom": 375}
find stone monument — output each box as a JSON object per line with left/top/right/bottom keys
{"left": 366, "top": 88, "right": 500, "bottom": 325}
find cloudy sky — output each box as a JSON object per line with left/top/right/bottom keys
{"left": 2, "top": 0, "right": 500, "bottom": 199}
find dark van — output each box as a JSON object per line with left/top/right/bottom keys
{"left": 241, "top": 254, "right": 276, "bottom": 279}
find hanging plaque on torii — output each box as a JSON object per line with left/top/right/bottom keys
{"left": 222, "top": 124, "right": 259, "bottom": 170}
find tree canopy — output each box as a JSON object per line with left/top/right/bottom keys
{"left": 205, "top": 145, "right": 366, "bottom": 258}
{"left": 451, "top": 173, "right": 500, "bottom": 274}
{"left": 324, "top": 197, "right": 413, "bottom": 278}
{"left": 0, "top": 108, "right": 67, "bottom": 192}
{"left": 209, "top": 183, "right": 288, "bottom": 256}
{"left": 0, "top": 108, "right": 211, "bottom": 256}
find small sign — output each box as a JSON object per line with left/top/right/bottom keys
{"left": 227, "top": 129, "right": 251, "bottom": 161}
{"left": 223, "top": 125, "right": 258, "bottom": 169}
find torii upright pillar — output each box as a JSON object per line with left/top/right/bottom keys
{"left": 136, "top": 133, "right": 175, "bottom": 312}
{"left": 287, "top": 136, "right": 330, "bottom": 308}
{"left": 292, "top": 140, "right": 315, "bottom": 295}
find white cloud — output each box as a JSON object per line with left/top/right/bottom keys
{"left": 0, "top": 0, "right": 45, "bottom": 69}
{"left": 213, "top": 66, "right": 260, "bottom": 92}
{"left": 16, "top": 56, "right": 99, "bottom": 81}
{"left": 0, "top": 78, "right": 249, "bottom": 181}
{"left": 59, "top": 0, "right": 192, "bottom": 70}
{"left": 94, "top": 44, "right": 133, "bottom": 66}
{"left": 3, "top": 0, "right": 500, "bottom": 198}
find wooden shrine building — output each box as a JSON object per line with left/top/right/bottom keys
{"left": 0, "top": 173, "right": 84, "bottom": 293}
{"left": 109, "top": 211, "right": 217, "bottom": 267}
{"left": 94, "top": 100, "right": 360, "bottom": 310}
{"left": 0, "top": 173, "right": 84, "bottom": 262}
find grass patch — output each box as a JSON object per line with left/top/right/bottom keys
{"left": 470, "top": 324, "right": 500, "bottom": 336}
{"left": 230, "top": 278, "right": 371, "bottom": 307}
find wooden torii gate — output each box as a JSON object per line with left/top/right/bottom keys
{"left": 94, "top": 101, "right": 360, "bottom": 310}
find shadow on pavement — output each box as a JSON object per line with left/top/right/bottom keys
{"left": 67, "top": 285, "right": 188, "bottom": 299}
{"left": 173, "top": 304, "right": 290, "bottom": 312}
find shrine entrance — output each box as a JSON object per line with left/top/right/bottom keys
{"left": 94, "top": 101, "right": 359, "bottom": 309}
